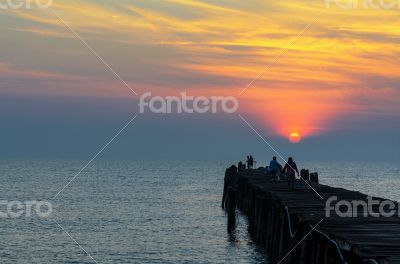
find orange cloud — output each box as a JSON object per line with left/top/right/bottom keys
{"left": 1, "top": 0, "right": 399, "bottom": 138}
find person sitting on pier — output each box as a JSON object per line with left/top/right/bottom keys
{"left": 269, "top": 156, "right": 282, "bottom": 182}
{"left": 282, "top": 157, "right": 299, "bottom": 191}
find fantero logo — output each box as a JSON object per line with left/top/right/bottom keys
{"left": 325, "top": 0, "right": 400, "bottom": 9}
{"left": 325, "top": 196, "right": 399, "bottom": 218}
{"left": 139, "top": 92, "right": 239, "bottom": 114}
{"left": 0, "top": 0, "right": 53, "bottom": 9}
{"left": 0, "top": 200, "right": 53, "bottom": 218}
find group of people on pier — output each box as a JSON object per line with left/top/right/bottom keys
{"left": 239, "top": 155, "right": 299, "bottom": 190}
{"left": 238, "top": 155, "right": 255, "bottom": 171}
{"left": 268, "top": 156, "right": 299, "bottom": 190}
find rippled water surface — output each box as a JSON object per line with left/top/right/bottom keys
{"left": 0, "top": 160, "right": 267, "bottom": 264}
{"left": 302, "top": 161, "right": 400, "bottom": 201}
{"left": 0, "top": 159, "right": 398, "bottom": 263}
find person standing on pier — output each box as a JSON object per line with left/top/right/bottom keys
{"left": 269, "top": 157, "right": 282, "bottom": 182}
{"left": 238, "top": 161, "right": 243, "bottom": 172}
{"left": 282, "top": 157, "right": 299, "bottom": 191}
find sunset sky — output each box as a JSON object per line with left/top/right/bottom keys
{"left": 0, "top": 0, "right": 399, "bottom": 161}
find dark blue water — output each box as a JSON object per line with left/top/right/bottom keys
{"left": 0, "top": 159, "right": 398, "bottom": 263}
{"left": 0, "top": 160, "right": 267, "bottom": 264}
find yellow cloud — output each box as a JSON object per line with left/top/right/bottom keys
{"left": 3, "top": 0, "right": 399, "bottom": 136}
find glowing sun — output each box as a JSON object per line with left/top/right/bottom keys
{"left": 288, "top": 132, "right": 302, "bottom": 143}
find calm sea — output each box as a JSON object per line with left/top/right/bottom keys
{"left": 0, "top": 159, "right": 398, "bottom": 263}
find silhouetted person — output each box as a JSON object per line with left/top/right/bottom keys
{"left": 246, "top": 156, "right": 250, "bottom": 169}
{"left": 269, "top": 156, "right": 282, "bottom": 182}
{"left": 249, "top": 155, "right": 254, "bottom": 169}
{"left": 282, "top": 157, "right": 299, "bottom": 191}
{"left": 238, "top": 161, "right": 244, "bottom": 172}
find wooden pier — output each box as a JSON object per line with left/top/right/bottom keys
{"left": 222, "top": 166, "right": 400, "bottom": 264}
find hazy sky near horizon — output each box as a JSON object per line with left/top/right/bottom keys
{"left": 0, "top": 0, "right": 399, "bottom": 162}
